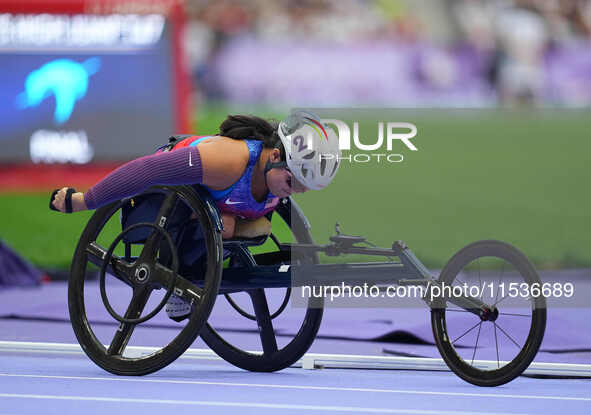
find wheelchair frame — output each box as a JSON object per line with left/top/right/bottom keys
{"left": 71, "top": 185, "right": 546, "bottom": 387}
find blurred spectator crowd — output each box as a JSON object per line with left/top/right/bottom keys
{"left": 183, "top": 0, "right": 591, "bottom": 107}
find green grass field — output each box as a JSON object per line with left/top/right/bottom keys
{"left": 1, "top": 107, "right": 590, "bottom": 270}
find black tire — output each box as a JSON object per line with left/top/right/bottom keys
{"left": 68, "top": 186, "right": 223, "bottom": 376}
{"left": 200, "top": 198, "right": 323, "bottom": 372}
{"left": 431, "top": 240, "right": 546, "bottom": 386}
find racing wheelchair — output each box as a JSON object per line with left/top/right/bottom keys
{"left": 68, "top": 185, "right": 546, "bottom": 387}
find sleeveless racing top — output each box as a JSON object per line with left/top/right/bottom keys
{"left": 173, "top": 135, "right": 280, "bottom": 219}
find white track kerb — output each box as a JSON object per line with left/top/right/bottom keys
{"left": 1, "top": 341, "right": 590, "bottom": 378}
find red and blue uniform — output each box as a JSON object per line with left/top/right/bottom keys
{"left": 84, "top": 134, "right": 279, "bottom": 221}
{"left": 82, "top": 134, "right": 278, "bottom": 269}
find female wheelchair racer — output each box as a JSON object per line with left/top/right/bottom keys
{"left": 50, "top": 110, "right": 546, "bottom": 386}
{"left": 50, "top": 111, "right": 341, "bottom": 321}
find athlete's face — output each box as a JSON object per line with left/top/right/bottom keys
{"left": 266, "top": 150, "right": 308, "bottom": 198}
{"left": 267, "top": 167, "right": 307, "bottom": 198}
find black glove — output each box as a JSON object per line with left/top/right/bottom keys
{"left": 49, "top": 188, "right": 76, "bottom": 213}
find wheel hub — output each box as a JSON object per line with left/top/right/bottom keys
{"left": 135, "top": 264, "right": 151, "bottom": 283}
{"left": 480, "top": 307, "right": 499, "bottom": 322}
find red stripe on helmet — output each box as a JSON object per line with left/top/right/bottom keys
{"left": 305, "top": 117, "right": 328, "bottom": 141}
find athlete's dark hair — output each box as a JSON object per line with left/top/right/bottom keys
{"left": 219, "top": 115, "right": 285, "bottom": 160}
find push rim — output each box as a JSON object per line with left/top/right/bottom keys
{"left": 68, "top": 186, "right": 223, "bottom": 375}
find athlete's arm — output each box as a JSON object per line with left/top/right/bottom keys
{"left": 51, "top": 138, "right": 249, "bottom": 213}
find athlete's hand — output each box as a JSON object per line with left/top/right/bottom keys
{"left": 50, "top": 187, "right": 88, "bottom": 213}
{"left": 221, "top": 214, "right": 236, "bottom": 239}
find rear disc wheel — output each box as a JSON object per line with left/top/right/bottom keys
{"left": 200, "top": 198, "right": 323, "bottom": 372}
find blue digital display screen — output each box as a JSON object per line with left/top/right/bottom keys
{"left": 0, "top": 14, "right": 176, "bottom": 163}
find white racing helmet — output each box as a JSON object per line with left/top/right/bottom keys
{"left": 277, "top": 111, "right": 341, "bottom": 190}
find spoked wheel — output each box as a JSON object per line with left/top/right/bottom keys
{"left": 431, "top": 240, "right": 546, "bottom": 386}
{"left": 200, "top": 198, "right": 323, "bottom": 372}
{"left": 68, "top": 186, "right": 223, "bottom": 375}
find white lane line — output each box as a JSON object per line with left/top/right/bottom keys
{"left": 0, "top": 373, "right": 588, "bottom": 402}
{"left": 0, "top": 393, "right": 530, "bottom": 415}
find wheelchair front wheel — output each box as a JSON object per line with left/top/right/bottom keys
{"left": 431, "top": 240, "right": 546, "bottom": 386}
